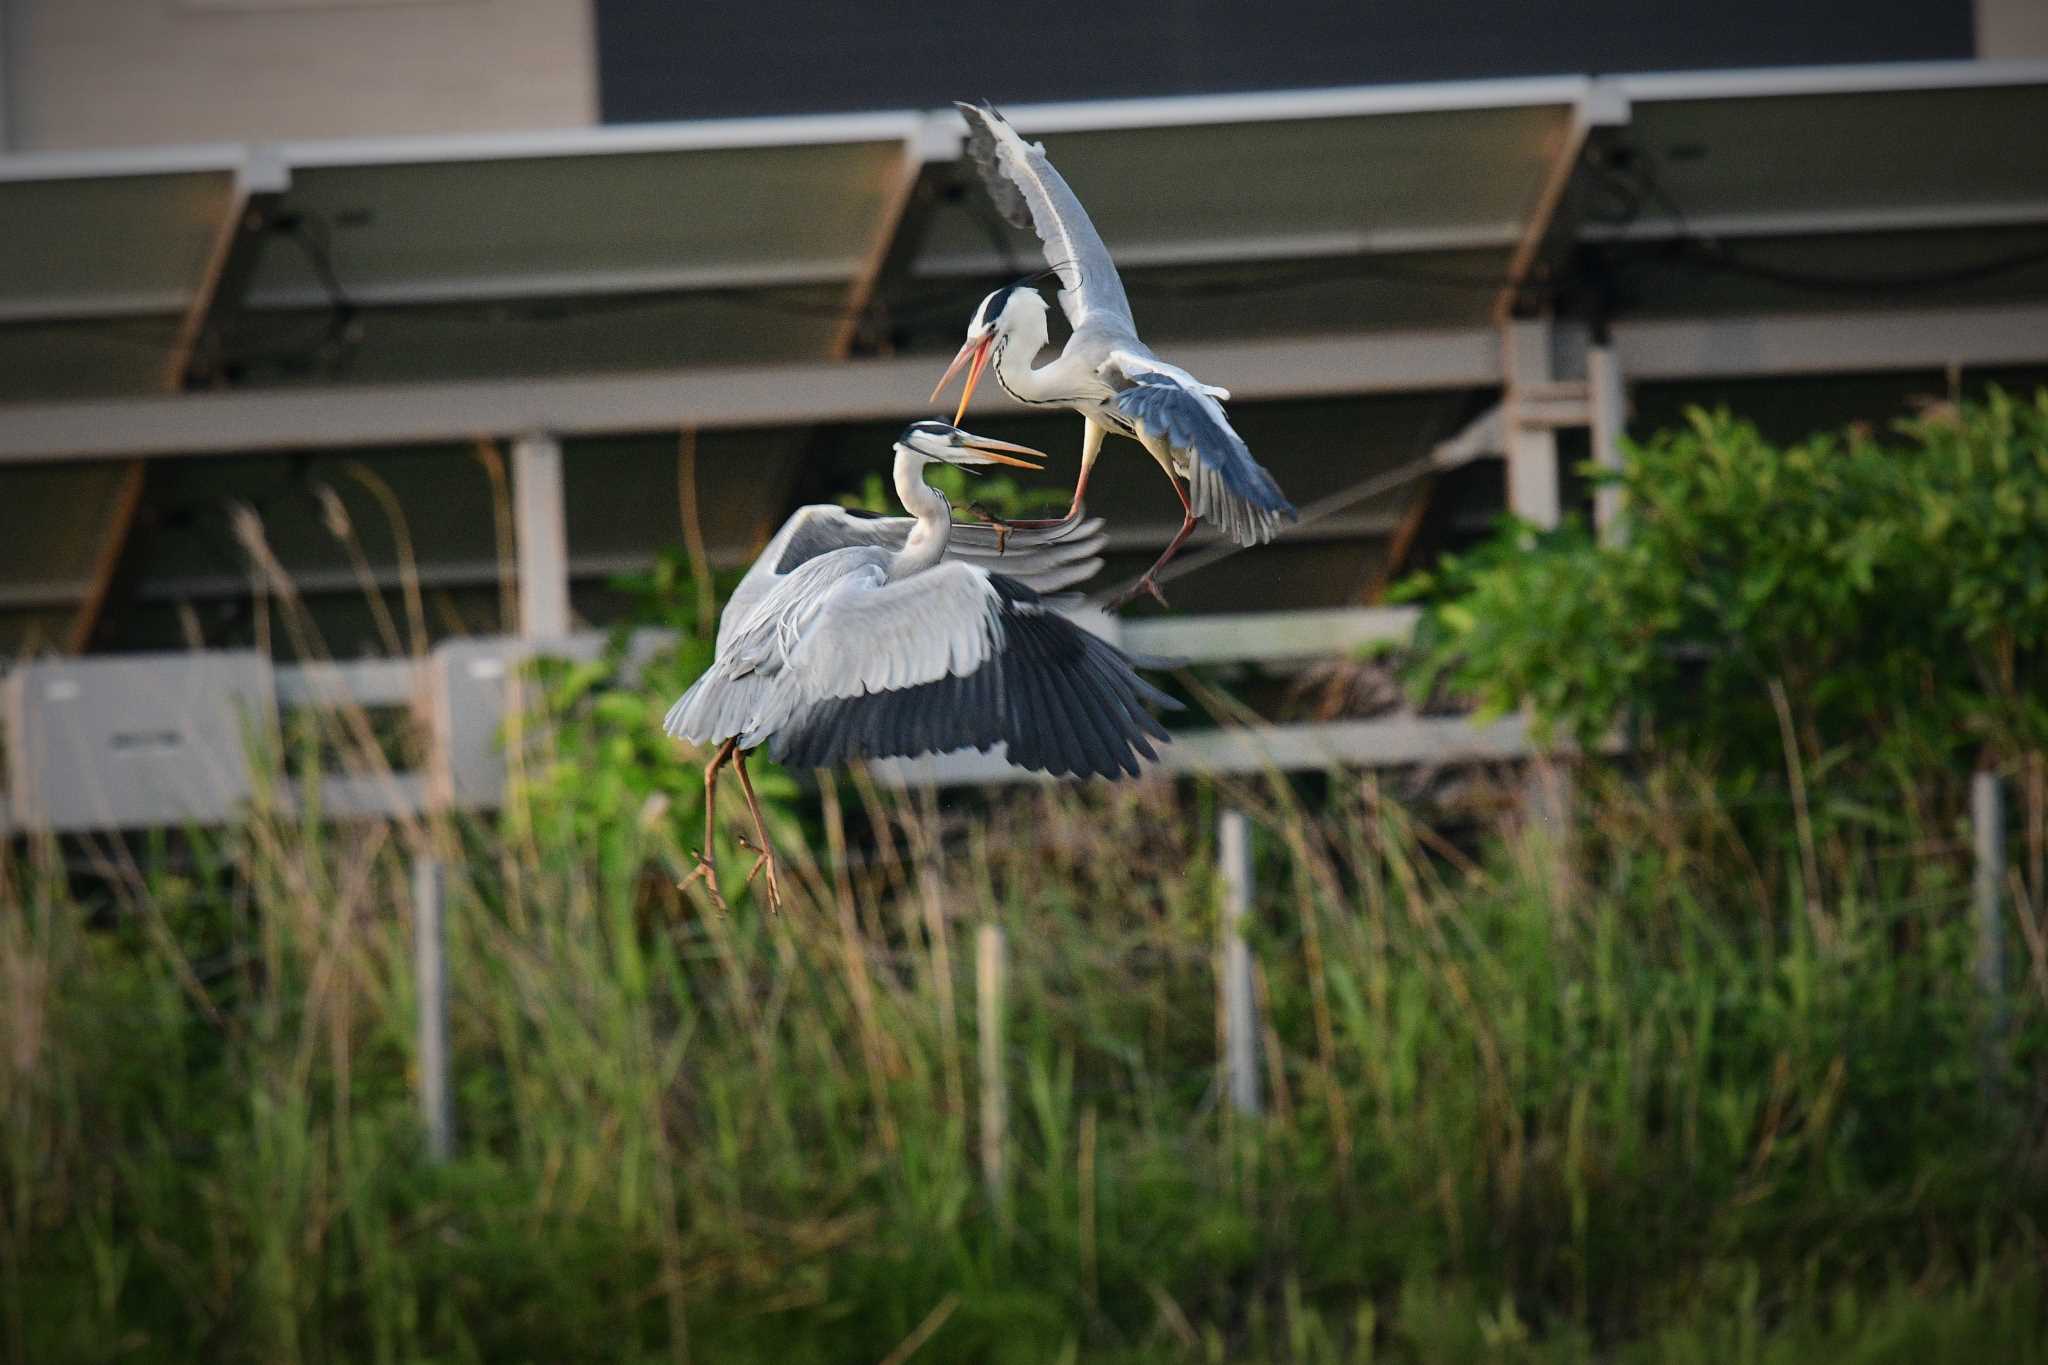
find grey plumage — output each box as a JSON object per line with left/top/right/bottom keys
{"left": 955, "top": 99, "right": 1134, "bottom": 335}
{"left": 665, "top": 423, "right": 1177, "bottom": 783}
{"left": 772, "top": 575, "right": 1175, "bottom": 778}
{"left": 719, "top": 501, "right": 1107, "bottom": 654}
{"left": 1111, "top": 367, "right": 1296, "bottom": 539}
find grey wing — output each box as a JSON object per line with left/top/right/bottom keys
{"left": 1106, "top": 352, "right": 1299, "bottom": 547}
{"left": 720, "top": 503, "right": 1107, "bottom": 653}
{"left": 671, "top": 550, "right": 890, "bottom": 749}
{"left": 673, "top": 548, "right": 1000, "bottom": 749}
{"left": 956, "top": 102, "right": 1134, "bottom": 336}
{"left": 772, "top": 573, "right": 1178, "bottom": 779}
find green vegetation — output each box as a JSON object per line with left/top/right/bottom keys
{"left": 1403, "top": 389, "right": 2048, "bottom": 787}
{"left": 5, "top": 394, "right": 2048, "bottom": 1361}
{"left": 5, "top": 753, "right": 2044, "bottom": 1361}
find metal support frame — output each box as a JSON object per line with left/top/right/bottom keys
{"left": 413, "top": 856, "right": 454, "bottom": 1161}
{"left": 56, "top": 154, "right": 289, "bottom": 655}
{"left": 1588, "top": 343, "right": 1629, "bottom": 541}
{"left": 511, "top": 432, "right": 570, "bottom": 639}
{"left": 169, "top": 152, "right": 291, "bottom": 391}
{"left": 1504, "top": 318, "right": 1565, "bottom": 529}
{"left": 976, "top": 922, "right": 1008, "bottom": 1221}
{"left": 1973, "top": 770, "right": 2008, "bottom": 1092}
{"left": 1219, "top": 808, "right": 1261, "bottom": 1116}
{"left": 5, "top": 304, "right": 2048, "bottom": 466}
{"left": 62, "top": 460, "right": 146, "bottom": 654}
{"left": 828, "top": 143, "right": 927, "bottom": 358}
{"left": 0, "top": 327, "right": 1502, "bottom": 464}
{"left": 1493, "top": 78, "right": 1630, "bottom": 324}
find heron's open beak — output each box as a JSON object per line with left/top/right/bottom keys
{"left": 931, "top": 332, "right": 994, "bottom": 425}
{"left": 958, "top": 434, "right": 1044, "bottom": 469}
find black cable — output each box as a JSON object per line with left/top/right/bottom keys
{"left": 1589, "top": 146, "right": 2048, "bottom": 298}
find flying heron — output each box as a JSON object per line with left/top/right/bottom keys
{"left": 664, "top": 420, "right": 1178, "bottom": 908}
{"left": 931, "top": 101, "right": 1298, "bottom": 608}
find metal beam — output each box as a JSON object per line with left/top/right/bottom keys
{"left": 0, "top": 509, "right": 1483, "bottom": 612}
{"left": 917, "top": 224, "right": 1523, "bottom": 281}
{"left": 1611, "top": 302, "right": 2048, "bottom": 381}
{"left": 1121, "top": 606, "right": 1416, "bottom": 664}
{"left": 56, "top": 158, "right": 293, "bottom": 654}
{"left": 0, "top": 327, "right": 1501, "bottom": 464}
{"left": 1494, "top": 79, "right": 1629, "bottom": 323}
{"left": 169, "top": 152, "right": 290, "bottom": 390}
{"left": 61, "top": 461, "right": 146, "bottom": 653}
{"left": 4, "top": 303, "right": 2046, "bottom": 468}
{"left": 829, "top": 141, "right": 926, "bottom": 357}
{"left": 1503, "top": 319, "right": 1563, "bottom": 529}
{"left": 868, "top": 713, "right": 1546, "bottom": 789}
{"left": 1588, "top": 344, "right": 1628, "bottom": 541}
{"left": 243, "top": 257, "right": 859, "bottom": 315}
{"left": 1581, "top": 200, "right": 2048, "bottom": 245}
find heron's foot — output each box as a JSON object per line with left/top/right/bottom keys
{"left": 985, "top": 507, "right": 1079, "bottom": 532}
{"left": 1110, "top": 575, "right": 1172, "bottom": 611}
{"left": 964, "top": 503, "right": 1014, "bottom": 554}
{"left": 735, "top": 833, "right": 784, "bottom": 907}
{"left": 738, "top": 843, "right": 785, "bottom": 911}
{"left": 678, "top": 851, "right": 728, "bottom": 912}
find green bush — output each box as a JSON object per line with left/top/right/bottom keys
{"left": 1401, "top": 388, "right": 2048, "bottom": 783}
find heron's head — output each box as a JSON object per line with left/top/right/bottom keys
{"left": 930, "top": 285, "right": 1048, "bottom": 424}
{"left": 896, "top": 419, "right": 1045, "bottom": 472}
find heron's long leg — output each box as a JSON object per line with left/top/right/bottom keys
{"left": 1065, "top": 417, "right": 1106, "bottom": 515}
{"left": 731, "top": 747, "right": 784, "bottom": 911}
{"left": 988, "top": 419, "right": 1107, "bottom": 534}
{"left": 679, "top": 736, "right": 737, "bottom": 909}
{"left": 1112, "top": 469, "right": 1196, "bottom": 610}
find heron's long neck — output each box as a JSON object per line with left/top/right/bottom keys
{"left": 886, "top": 450, "right": 951, "bottom": 581}
{"left": 992, "top": 307, "right": 1069, "bottom": 403}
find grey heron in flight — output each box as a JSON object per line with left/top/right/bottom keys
{"left": 664, "top": 420, "right": 1177, "bottom": 909}
{"left": 931, "top": 101, "right": 1298, "bottom": 608}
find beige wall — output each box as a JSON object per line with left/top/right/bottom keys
{"left": 8, "top": 0, "right": 596, "bottom": 153}
{"left": 1978, "top": 0, "right": 2048, "bottom": 59}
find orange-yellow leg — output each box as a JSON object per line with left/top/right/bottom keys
{"left": 679, "top": 736, "right": 737, "bottom": 909}
{"left": 731, "top": 747, "right": 784, "bottom": 911}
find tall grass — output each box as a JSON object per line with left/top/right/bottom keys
{"left": 4, "top": 732, "right": 2045, "bottom": 1362}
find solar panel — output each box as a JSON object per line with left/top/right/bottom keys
{"left": 0, "top": 149, "right": 246, "bottom": 399}
{"left": 0, "top": 151, "right": 243, "bottom": 322}
{"left": 1606, "top": 66, "right": 2048, "bottom": 235}
{"left": 244, "top": 118, "right": 922, "bottom": 350}
{"left": 909, "top": 84, "right": 1587, "bottom": 336}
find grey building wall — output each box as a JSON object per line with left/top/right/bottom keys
{"left": 5, "top": 0, "right": 596, "bottom": 152}
{"left": 1979, "top": 0, "right": 2048, "bottom": 58}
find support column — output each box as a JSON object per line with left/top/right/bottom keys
{"left": 1974, "top": 770, "right": 2008, "bottom": 1096}
{"left": 1219, "top": 808, "right": 1261, "bottom": 1116}
{"left": 512, "top": 431, "right": 570, "bottom": 639}
{"left": 1589, "top": 343, "right": 1629, "bottom": 543}
{"left": 413, "top": 856, "right": 454, "bottom": 1161}
{"left": 1505, "top": 319, "right": 1562, "bottom": 530}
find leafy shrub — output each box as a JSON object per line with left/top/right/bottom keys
{"left": 1401, "top": 388, "right": 2048, "bottom": 783}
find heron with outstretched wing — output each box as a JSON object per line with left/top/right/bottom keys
{"left": 664, "top": 420, "right": 1178, "bottom": 908}
{"left": 931, "top": 101, "right": 1298, "bottom": 608}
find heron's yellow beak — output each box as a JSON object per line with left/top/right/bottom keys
{"left": 931, "top": 332, "right": 995, "bottom": 425}
{"left": 959, "top": 433, "right": 1044, "bottom": 469}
